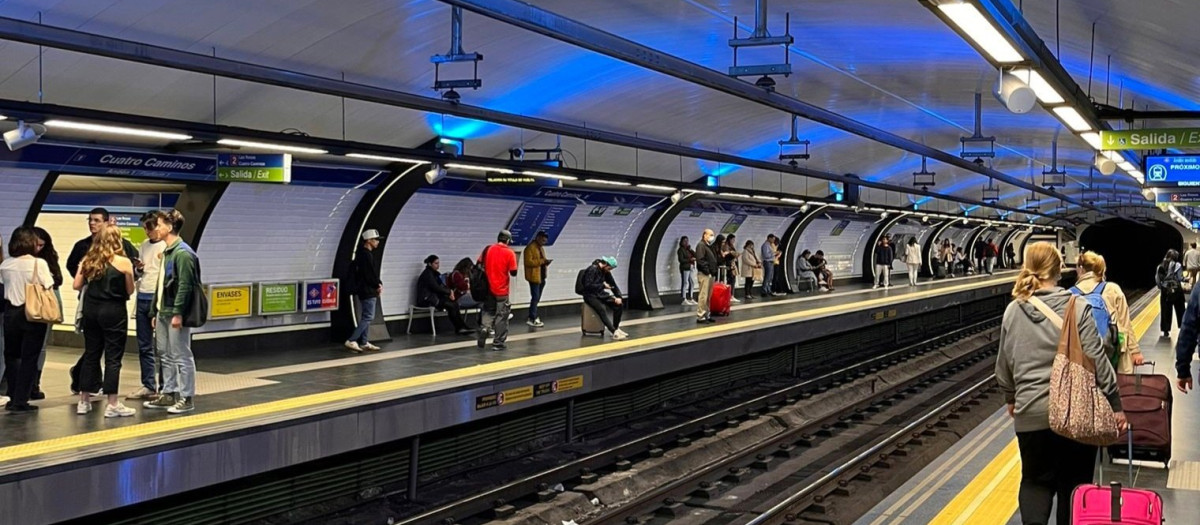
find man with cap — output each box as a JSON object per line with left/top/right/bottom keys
{"left": 580, "top": 256, "right": 629, "bottom": 340}
{"left": 345, "top": 229, "right": 384, "bottom": 353}
{"left": 478, "top": 230, "right": 520, "bottom": 351}
{"left": 523, "top": 230, "right": 553, "bottom": 327}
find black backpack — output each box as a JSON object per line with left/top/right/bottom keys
{"left": 575, "top": 268, "right": 587, "bottom": 295}
{"left": 1159, "top": 262, "right": 1181, "bottom": 295}
{"left": 470, "top": 245, "right": 493, "bottom": 300}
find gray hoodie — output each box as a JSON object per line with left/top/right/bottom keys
{"left": 996, "top": 287, "right": 1122, "bottom": 433}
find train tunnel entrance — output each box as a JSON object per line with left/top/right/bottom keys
{"left": 1080, "top": 218, "right": 1183, "bottom": 290}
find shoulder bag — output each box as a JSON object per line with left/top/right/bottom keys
{"left": 25, "top": 259, "right": 63, "bottom": 324}
{"left": 1029, "top": 295, "right": 1119, "bottom": 446}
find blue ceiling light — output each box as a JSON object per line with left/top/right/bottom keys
{"left": 426, "top": 114, "right": 497, "bottom": 139}
{"left": 706, "top": 175, "right": 720, "bottom": 187}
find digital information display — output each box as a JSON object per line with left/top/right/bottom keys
{"left": 506, "top": 202, "right": 575, "bottom": 246}
{"left": 1144, "top": 155, "right": 1200, "bottom": 187}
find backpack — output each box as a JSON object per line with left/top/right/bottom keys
{"left": 470, "top": 245, "right": 493, "bottom": 300}
{"left": 575, "top": 268, "right": 587, "bottom": 295}
{"left": 1158, "top": 262, "right": 1181, "bottom": 295}
{"left": 1069, "top": 283, "right": 1119, "bottom": 366}
{"left": 175, "top": 243, "right": 208, "bottom": 328}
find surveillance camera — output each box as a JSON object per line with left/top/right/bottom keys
{"left": 3, "top": 121, "right": 45, "bottom": 151}
{"left": 754, "top": 75, "right": 777, "bottom": 91}
{"left": 973, "top": 157, "right": 985, "bottom": 166}
{"left": 670, "top": 191, "right": 682, "bottom": 204}
{"left": 788, "top": 159, "right": 799, "bottom": 168}
{"left": 441, "top": 89, "right": 461, "bottom": 104}
{"left": 424, "top": 165, "right": 447, "bottom": 184}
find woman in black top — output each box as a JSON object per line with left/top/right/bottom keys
{"left": 72, "top": 225, "right": 136, "bottom": 417}
{"left": 677, "top": 236, "right": 696, "bottom": 305}
{"left": 416, "top": 255, "right": 471, "bottom": 335}
{"left": 30, "top": 227, "right": 62, "bottom": 400}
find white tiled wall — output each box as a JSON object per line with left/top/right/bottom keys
{"left": 655, "top": 211, "right": 731, "bottom": 293}
{"left": 34, "top": 212, "right": 132, "bottom": 329}
{"left": 796, "top": 217, "right": 875, "bottom": 278}
{"left": 0, "top": 169, "right": 47, "bottom": 255}
{"left": 529, "top": 204, "right": 652, "bottom": 304}
{"left": 886, "top": 222, "right": 927, "bottom": 272}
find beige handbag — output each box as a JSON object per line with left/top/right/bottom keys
{"left": 1029, "top": 296, "right": 1119, "bottom": 446}
{"left": 25, "top": 259, "right": 63, "bottom": 324}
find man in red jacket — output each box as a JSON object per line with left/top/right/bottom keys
{"left": 478, "top": 230, "right": 519, "bottom": 351}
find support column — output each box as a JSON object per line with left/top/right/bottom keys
{"left": 859, "top": 213, "right": 911, "bottom": 284}
{"left": 627, "top": 192, "right": 702, "bottom": 310}
{"left": 778, "top": 205, "right": 826, "bottom": 292}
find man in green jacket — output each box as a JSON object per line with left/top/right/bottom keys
{"left": 143, "top": 209, "right": 200, "bottom": 414}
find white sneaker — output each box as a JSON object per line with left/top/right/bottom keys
{"left": 612, "top": 330, "right": 629, "bottom": 341}
{"left": 361, "top": 342, "right": 381, "bottom": 352}
{"left": 526, "top": 319, "right": 545, "bottom": 327}
{"left": 772, "top": 292, "right": 785, "bottom": 297}
{"left": 344, "top": 341, "right": 363, "bottom": 353}
{"left": 731, "top": 297, "right": 741, "bottom": 303}
{"left": 104, "top": 403, "right": 136, "bottom": 418}
{"left": 873, "top": 285, "right": 880, "bottom": 289}
{"left": 76, "top": 401, "right": 92, "bottom": 415}
{"left": 0, "top": 395, "right": 8, "bottom": 405}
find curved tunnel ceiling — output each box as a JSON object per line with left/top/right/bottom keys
{"left": 0, "top": 0, "right": 1186, "bottom": 217}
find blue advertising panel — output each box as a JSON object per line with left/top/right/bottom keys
{"left": 506, "top": 202, "right": 576, "bottom": 246}
{"left": 1145, "top": 155, "right": 1200, "bottom": 187}
{"left": 302, "top": 279, "right": 340, "bottom": 312}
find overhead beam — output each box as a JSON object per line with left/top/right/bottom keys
{"left": 0, "top": 17, "right": 1050, "bottom": 219}
{"left": 1094, "top": 104, "right": 1200, "bottom": 122}
{"left": 439, "top": 0, "right": 1109, "bottom": 216}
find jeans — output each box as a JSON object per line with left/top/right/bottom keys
{"left": 135, "top": 294, "right": 158, "bottom": 391}
{"left": 1016, "top": 429, "right": 1096, "bottom": 525}
{"left": 761, "top": 262, "right": 774, "bottom": 295}
{"left": 680, "top": 269, "right": 694, "bottom": 300}
{"left": 482, "top": 295, "right": 511, "bottom": 348}
{"left": 79, "top": 299, "right": 127, "bottom": 395}
{"left": 528, "top": 281, "right": 545, "bottom": 321}
{"left": 987, "top": 257, "right": 996, "bottom": 274}
{"left": 157, "top": 313, "right": 195, "bottom": 398}
{"left": 583, "top": 295, "right": 623, "bottom": 333}
{"left": 874, "top": 264, "right": 890, "bottom": 287}
{"left": 349, "top": 296, "right": 377, "bottom": 345}
{"left": 696, "top": 273, "right": 714, "bottom": 319}
{"left": 3, "top": 303, "right": 48, "bottom": 405}
{"left": 907, "top": 263, "right": 920, "bottom": 286}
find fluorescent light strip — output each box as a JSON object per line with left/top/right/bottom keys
{"left": 522, "top": 170, "right": 577, "bottom": 181}
{"left": 345, "top": 153, "right": 429, "bottom": 164}
{"left": 1051, "top": 106, "right": 1093, "bottom": 132}
{"left": 752, "top": 195, "right": 780, "bottom": 201}
{"left": 721, "top": 193, "right": 750, "bottom": 198}
{"left": 1009, "top": 68, "right": 1064, "bottom": 104}
{"left": 686, "top": 189, "right": 716, "bottom": 195}
{"left": 635, "top": 183, "right": 676, "bottom": 191}
{"left": 938, "top": 3, "right": 1024, "bottom": 64}
{"left": 780, "top": 198, "right": 806, "bottom": 204}
{"left": 445, "top": 163, "right": 513, "bottom": 174}
{"left": 585, "top": 178, "right": 631, "bottom": 186}
{"left": 46, "top": 119, "right": 192, "bottom": 140}
{"left": 217, "top": 139, "right": 327, "bottom": 154}
{"left": 828, "top": 203, "right": 849, "bottom": 208}
{"left": 1079, "top": 132, "right": 1102, "bottom": 151}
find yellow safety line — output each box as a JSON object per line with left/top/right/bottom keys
{"left": 927, "top": 290, "right": 1160, "bottom": 524}
{"left": 0, "top": 277, "right": 1013, "bottom": 465}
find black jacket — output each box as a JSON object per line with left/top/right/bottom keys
{"left": 873, "top": 245, "right": 894, "bottom": 266}
{"left": 677, "top": 245, "right": 695, "bottom": 271}
{"left": 695, "top": 241, "right": 720, "bottom": 276}
{"left": 353, "top": 246, "right": 382, "bottom": 299}
{"left": 415, "top": 266, "right": 451, "bottom": 307}
{"left": 581, "top": 263, "right": 620, "bottom": 298}
{"left": 67, "top": 235, "right": 139, "bottom": 278}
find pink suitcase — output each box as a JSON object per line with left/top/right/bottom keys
{"left": 1071, "top": 429, "right": 1164, "bottom": 524}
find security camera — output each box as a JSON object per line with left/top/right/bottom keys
{"left": 670, "top": 191, "right": 682, "bottom": 204}
{"left": 3, "top": 121, "right": 45, "bottom": 151}
{"left": 424, "top": 164, "right": 447, "bottom": 184}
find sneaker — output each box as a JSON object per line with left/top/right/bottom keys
{"left": 508, "top": 313, "right": 514, "bottom": 320}
{"left": 0, "top": 395, "right": 7, "bottom": 406}
{"left": 104, "top": 403, "right": 136, "bottom": 418}
{"left": 76, "top": 401, "right": 92, "bottom": 415}
{"left": 344, "top": 341, "right": 363, "bottom": 353}
{"left": 772, "top": 292, "right": 785, "bottom": 297}
{"left": 697, "top": 317, "right": 708, "bottom": 324}
{"left": 361, "top": 342, "right": 381, "bottom": 352}
{"left": 612, "top": 330, "right": 629, "bottom": 341}
{"left": 731, "top": 297, "right": 741, "bottom": 303}
{"left": 491, "top": 345, "right": 506, "bottom": 352}
{"left": 526, "top": 319, "right": 545, "bottom": 327}
{"left": 167, "top": 397, "right": 195, "bottom": 414}
{"left": 476, "top": 329, "right": 488, "bottom": 349}
{"left": 143, "top": 393, "right": 176, "bottom": 410}
{"left": 127, "top": 387, "right": 156, "bottom": 400}
{"left": 872, "top": 285, "right": 880, "bottom": 289}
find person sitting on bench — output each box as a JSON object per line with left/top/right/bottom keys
{"left": 415, "top": 254, "right": 472, "bottom": 335}
{"left": 580, "top": 256, "right": 629, "bottom": 340}
{"left": 796, "top": 249, "right": 822, "bottom": 291}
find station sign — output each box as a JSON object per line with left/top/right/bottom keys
{"left": 302, "top": 279, "right": 340, "bottom": 312}
{"left": 1154, "top": 191, "right": 1200, "bottom": 204}
{"left": 208, "top": 283, "right": 253, "bottom": 319}
{"left": 1144, "top": 155, "right": 1200, "bottom": 187}
{"left": 258, "top": 281, "right": 299, "bottom": 316}
{"left": 217, "top": 153, "right": 292, "bottom": 183}
{"left": 1101, "top": 128, "right": 1200, "bottom": 150}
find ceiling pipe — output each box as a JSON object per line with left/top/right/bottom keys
{"left": 0, "top": 17, "right": 1051, "bottom": 217}
{"left": 438, "top": 0, "right": 1115, "bottom": 216}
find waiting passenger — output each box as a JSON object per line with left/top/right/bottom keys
{"left": 939, "top": 239, "right": 955, "bottom": 278}
{"left": 30, "top": 226, "right": 63, "bottom": 401}
{"left": 903, "top": 237, "right": 922, "bottom": 287}
{"left": 523, "top": 230, "right": 552, "bottom": 328}
{"left": 795, "top": 250, "right": 821, "bottom": 291}
{"left": 143, "top": 210, "right": 200, "bottom": 415}
{"left": 761, "top": 234, "right": 780, "bottom": 297}
{"left": 677, "top": 236, "right": 696, "bottom": 305}
{"left": 810, "top": 250, "right": 835, "bottom": 291}
{"left": 1157, "top": 249, "right": 1185, "bottom": 338}
{"left": 0, "top": 230, "right": 5, "bottom": 406}
{"left": 1185, "top": 243, "right": 1200, "bottom": 285}
{"left": 449, "top": 257, "right": 479, "bottom": 309}
{"left": 73, "top": 224, "right": 136, "bottom": 417}
{"left": 722, "top": 234, "right": 740, "bottom": 302}
{"left": 873, "top": 237, "right": 893, "bottom": 289}
{"left": 129, "top": 212, "right": 165, "bottom": 401}
{"left": 694, "top": 229, "right": 719, "bottom": 323}
{"left": 581, "top": 257, "right": 628, "bottom": 340}
{"left": 1005, "top": 243, "right": 1017, "bottom": 269}
{"left": 996, "top": 241, "right": 1124, "bottom": 525}
{"left": 1075, "top": 251, "right": 1143, "bottom": 373}
{"left": 345, "top": 229, "right": 384, "bottom": 353}
{"left": 986, "top": 239, "right": 1000, "bottom": 274}
{"left": 66, "top": 207, "right": 138, "bottom": 279}
{"left": 740, "top": 240, "right": 761, "bottom": 301}
{"left": 416, "top": 255, "right": 472, "bottom": 335}
{"left": 1, "top": 227, "right": 55, "bottom": 412}
{"left": 974, "top": 237, "right": 988, "bottom": 274}
{"left": 477, "top": 230, "right": 519, "bottom": 351}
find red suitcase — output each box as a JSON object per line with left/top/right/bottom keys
{"left": 1109, "top": 362, "right": 1172, "bottom": 466}
{"left": 710, "top": 268, "right": 732, "bottom": 316}
{"left": 1072, "top": 429, "right": 1164, "bottom": 524}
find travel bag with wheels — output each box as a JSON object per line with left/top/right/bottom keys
{"left": 1071, "top": 428, "right": 1164, "bottom": 525}
{"left": 710, "top": 267, "right": 732, "bottom": 316}
{"left": 1109, "top": 361, "right": 1172, "bottom": 466}
{"left": 581, "top": 304, "right": 605, "bottom": 336}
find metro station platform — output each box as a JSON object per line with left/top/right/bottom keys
{"left": 857, "top": 289, "right": 1200, "bottom": 525}
{"left": 0, "top": 272, "right": 1016, "bottom": 525}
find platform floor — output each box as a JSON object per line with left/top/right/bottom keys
{"left": 0, "top": 271, "right": 1014, "bottom": 463}
{"left": 856, "top": 289, "right": 1200, "bottom": 524}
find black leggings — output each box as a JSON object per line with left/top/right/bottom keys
{"left": 1015, "top": 429, "right": 1097, "bottom": 525}
{"left": 425, "top": 297, "right": 468, "bottom": 331}
{"left": 744, "top": 277, "right": 754, "bottom": 299}
{"left": 583, "top": 295, "right": 623, "bottom": 333}
{"left": 79, "top": 298, "right": 128, "bottom": 395}
{"left": 3, "top": 302, "right": 48, "bottom": 406}
{"left": 1161, "top": 290, "right": 1185, "bottom": 333}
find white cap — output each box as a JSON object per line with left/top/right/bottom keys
{"left": 362, "top": 229, "right": 383, "bottom": 241}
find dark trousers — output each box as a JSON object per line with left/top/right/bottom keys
{"left": 135, "top": 295, "right": 159, "bottom": 391}
{"left": 583, "top": 295, "right": 623, "bottom": 333}
{"left": 1161, "top": 290, "right": 1185, "bottom": 333}
{"left": 528, "top": 281, "right": 545, "bottom": 321}
{"left": 3, "top": 303, "right": 48, "bottom": 406}
{"left": 79, "top": 299, "right": 128, "bottom": 395}
{"left": 743, "top": 277, "right": 755, "bottom": 299}
{"left": 1015, "top": 429, "right": 1097, "bottom": 525}
{"left": 424, "top": 297, "right": 467, "bottom": 331}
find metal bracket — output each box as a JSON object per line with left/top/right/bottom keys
{"left": 1041, "top": 138, "right": 1066, "bottom": 189}
{"left": 431, "top": 7, "right": 484, "bottom": 101}
{"left": 960, "top": 93, "right": 996, "bottom": 160}
{"left": 728, "top": 3, "right": 794, "bottom": 87}
{"left": 778, "top": 114, "right": 810, "bottom": 166}
{"left": 912, "top": 156, "right": 936, "bottom": 190}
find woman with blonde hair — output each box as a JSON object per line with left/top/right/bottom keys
{"left": 1075, "top": 251, "right": 1144, "bottom": 373}
{"left": 996, "top": 242, "right": 1125, "bottom": 525}
{"left": 72, "top": 224, "right": 136, "bottom": 417}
